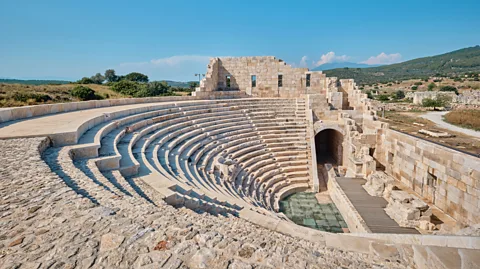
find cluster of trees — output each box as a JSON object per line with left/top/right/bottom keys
{"left": 76, "top": 70, "right": 149, "bottom": 85}
{"left": 368, "top": 90, "right": 406, "bottom": 102}
{"left": 111, "top": 80, "right": 175, "bottom": 97}
{"left": 73, "top": 69, "right": 200, "bottom": 99}
{"left": 422, "top": 94, "right": 452, "bottom": 109}
{"left": 439, "top": 85, "right": 459, "bottom": 95}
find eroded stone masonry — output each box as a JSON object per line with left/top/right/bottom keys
{"left": 1, "top": 56, "right": 480, "bottom": 268}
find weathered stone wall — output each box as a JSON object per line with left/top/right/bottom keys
{"left": 343, "top": 88, "right": 480, "bottom": 226}
{"left": 409, "top": 91, "right": 458, "bottom": 105}
{"left": 198, "top": 56, "right": 338, "bottom": 98}
{"left": 372, "top": 127, "right": 480, "bottom": 226}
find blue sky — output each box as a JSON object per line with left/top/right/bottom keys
{"left": 1, "top": 0, "right": 479, "bottom": 81}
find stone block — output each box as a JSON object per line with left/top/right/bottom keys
{"left": 426, "top": 246, "right": 461, "bottom": 269}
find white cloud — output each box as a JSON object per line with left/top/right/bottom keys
{"left": 361, "top": 53, "right": 402, "bottom": 65}
{"left": 150, "top": 55, "right": 211, "bottom": 66}
{"left": 117, "top": 55, "right": 214, "bottom": 81}
{"left": 299, "top": 56, "right": 308, "bottom": 68}
{"left": 315, "top": 52, "right": 350, "bottom": 67}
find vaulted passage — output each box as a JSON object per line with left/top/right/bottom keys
{"left": 315, "top": 129, "right": 343, "bottom": 165}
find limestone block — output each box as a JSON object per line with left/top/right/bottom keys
{"left": 363, "top": 171, "right": 394, "bottom": 197}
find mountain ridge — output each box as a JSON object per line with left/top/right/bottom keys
{"left": 323, "top": 46, "right": 480, "bottom": 85}
{"left": 312, "top": 62, "right": 379, "bottom": 71}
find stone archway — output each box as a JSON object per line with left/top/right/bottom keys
{"left": 315, "top": 129, "right": 343, "bottom": 165}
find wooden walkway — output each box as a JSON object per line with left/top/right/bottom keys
{"left": 336, "top": 177, "right": 419, "bottom": 234}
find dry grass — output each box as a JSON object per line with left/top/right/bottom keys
{"left": 0, "top": 83, "right": 126, "bottom": 107}
{"left": 363, "top": 78, "right": 480, "bottom": 95}
{"left": 444, "top": 110, "right": 480, "bottom": 131}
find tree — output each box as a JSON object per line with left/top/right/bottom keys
{"left": 104, "top": 69, "right": 119, "bottom": 82}
{"left": 90, "top": 73, "right": 105, "bottom": 84}
{"left": 189, "top": 81, "right": 199, "bottom": 90}
{"left": 412, "top": 85, "right": 418, "bottom": 91}
{"left": 125, "top": 72, "right": 149, "bottom": 83}
{"left": 77, "top": 77, "right": 95, "bottom": 84}
{"left": 440, "top": 85, "right": 458, "bottom": 95}
{"left": 134, "top": 81, "right": 171, "bottom": 97}
{"left": 111, "top": 80, "right": 142, "bottom": 96}
{"left": 422, "top": 94, "right": 452, "bottom": 109}
{"left": 377, "top": 94, "right": 390, "bottom": 101}
{"left": 395, "top": 90, "right": 405, "bottom": 99}
{"left": 427, "top": 83, "right": 436, "bottom": 91}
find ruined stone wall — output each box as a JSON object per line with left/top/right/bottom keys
{"left": 410, "top": 91, "right": 458, "bottom": 105}
{"left": 371, "top": 127, "right": 480, "bottom": 226}
{"left": 198, "top": 58, "right": 219, "bottom": 92}
{"left": 343, "top": 89, "right": 480, "bottom": 226}
{"left": 198, "top": 56, "right": 332, "bottom": 98}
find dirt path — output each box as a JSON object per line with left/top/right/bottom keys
{"left": 420, "top": 111, "right": 480, "bottom": 139}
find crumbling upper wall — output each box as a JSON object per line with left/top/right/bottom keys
{"left": 197, "top": 56, "right": 334, "bottom": 98}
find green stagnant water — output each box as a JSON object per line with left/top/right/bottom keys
{"left": 279, "top": 192, "right": 347, "bottom": 233}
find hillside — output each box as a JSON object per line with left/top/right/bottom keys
{"left": 0, "top": 79, "right": 71, "bottom": 85}
{"left": 311, "top": 62, "right": 378, "bottom": 71}
{"left": 323, "top": 46, "right": 480, "bottom": 85}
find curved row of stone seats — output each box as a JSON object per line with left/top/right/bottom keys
{"left": 137, "top": 100, "right": 303, "bottom": 208}
{"left": 150, "top": 101, "right": 309, "bottom": 209}
{"left": 66, "top": 98, "right": 311, "bottom": 218}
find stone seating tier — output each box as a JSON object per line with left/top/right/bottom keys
{"left": 61, "top": 98, "right": 311, "bottom": 219}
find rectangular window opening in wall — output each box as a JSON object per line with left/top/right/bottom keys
{"left": 388, "top": 152, "right": 394, "bottom": 164}
{"left": 251, "top": 75, "right": 256, "bottom": 87}
{"left": 427, "top": 172, "right": 437, "bottom": 187}
{"left": 278, "top": 74, "right": 283, "bottom": 87}
{"left": 306, "top": 74, "right": 311, "bottom": 87}
{"left": 226, "top": 75, "right": 231, "bottom": 88}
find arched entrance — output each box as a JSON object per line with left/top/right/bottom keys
{"left": 315, "top": 129, "right": 343, "bottom": 165}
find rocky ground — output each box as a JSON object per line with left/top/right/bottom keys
{"left": 0, "top": 138, "right": 409, "bottom": 269}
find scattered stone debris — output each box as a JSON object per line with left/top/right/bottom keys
{"left": 154, "top": 240, "right": 169, "bottom": 251}
{"left": 419, "top": 129, "right": 455, "bottom": 138}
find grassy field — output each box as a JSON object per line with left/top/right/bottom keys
{"left": 444, "top": 110, "right": 480, "bottom": 131}
{"left": 362, "top": 78, "right": 480, "bottom": 95}
{"left": 381, "top": 111, "right": 480, "bottom": 155}
{"left": 380, "top": 111, "right": 480, "bottom": 154}
{"left": 0, "top": 83, "right": 191, "bottom": 107}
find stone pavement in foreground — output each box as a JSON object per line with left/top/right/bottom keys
{"left": 0, "top": 138, "right": 406, "bottom": 268}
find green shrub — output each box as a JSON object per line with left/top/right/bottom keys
{"left": 427, "top": 83, "right": 436, "bottom": 91}
{"left": 133, "top": 81, "right": 170, "bottom": 97}
{"left": 394, "top": 90, "right": 405, "bottom": 99}
{"left": 125, "top": 72, "right": 149, "bottom": 83}
{"left": 12, "top": 92, "right": 52, "bottom": 103}
{"left": 422, "top": 94, "right": 452, "bottom": 108}
{"left": 365, "top": 90, "right": 373, "bottom": 99}
{"left": 70, "top": 86, "right": 101, "bottom": 101}
{"left": 439, "top": 85, "right": 458, "bottom": 95}
{"left": 412, "top": 85, "right": 418, "bottom": 91}
{"left": 377, "top": 94, "right": 390, "bottom": 101}
{"left": 111, "top": 80, "right": 143, "bottom": 96}
{"left": 111, "top": 80, "right": 176, "bottom": 97}
{"left": 414, "top": 82, "right": 423, "bottom": 86}
{"left": 76, "top": 77, "right": 95, "bottom": 84}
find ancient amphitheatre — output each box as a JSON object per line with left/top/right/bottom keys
{"left": 0, "top": 56, "right": 479, "bottom": 268}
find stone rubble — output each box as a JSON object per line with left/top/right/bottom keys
{"left": 0, "top": 138, "right": 408, "bottom": 269}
